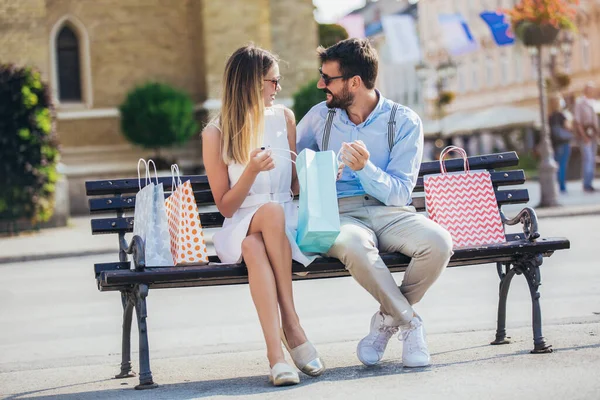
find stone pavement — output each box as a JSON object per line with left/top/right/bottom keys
{"left": 0, "top": 178, "right": 598, "bottom": 264}
{"left": 1, "top": 214, "right": 599, "bottom": 399}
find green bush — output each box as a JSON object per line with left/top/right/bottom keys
{"left": 291, "top": 24, "right": 348, "bottom": 121}
{"left": 0, "top": 64, "right": 59, "bottom": 225}
{"left": 119, "top": 82, "right": 198, "bottom": 162}
{"left": 318, "top": 24, "right": 349, "bottom": 48}
{"left": 293, "top": 79, "right": 325, "bottom": 122}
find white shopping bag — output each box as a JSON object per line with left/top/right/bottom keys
{"left": 132, "top": 159, "right": 174, "bottom": 267}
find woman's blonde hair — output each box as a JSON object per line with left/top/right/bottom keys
{"left": 218, "top": 44, "right": 279, "bottom": 165}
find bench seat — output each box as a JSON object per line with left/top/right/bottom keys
{"left": 85, "top": 151, "right": 570, "bottom": 389}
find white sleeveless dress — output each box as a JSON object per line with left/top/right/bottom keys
{"left": 212, "top": 106, "right": 315, "bottom": 267}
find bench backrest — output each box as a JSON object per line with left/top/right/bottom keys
{"left": 86, "top": 152, "right": 527, "bottom": 237}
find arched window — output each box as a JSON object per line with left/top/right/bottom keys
{"left": 50, "top": 15, "right": 92, "bottom": 108}
{"left": 56, "top": 25, "right": 82, "bottom": 102}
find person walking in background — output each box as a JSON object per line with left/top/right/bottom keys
{"left": 573, "top": 82, "right": 598, "bottom": 193}
{"left": 549, "top": 94, "right": 574, "bottom": 193}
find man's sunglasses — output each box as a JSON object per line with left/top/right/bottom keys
{"left": 319, "top": 67, "right": 347, "bottom": 86}
{"left": 264, "top": 77, "right": 282, "bottom": 88}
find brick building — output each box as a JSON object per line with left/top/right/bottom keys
{"left": 0, "top": 0, "right": 318, "bottom": 214}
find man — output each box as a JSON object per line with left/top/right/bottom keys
{"left": 573, "top": 82, "right": 598, "bottom": 193}
{"left": 296, "top": 38, "right": 453, "bottom": 368}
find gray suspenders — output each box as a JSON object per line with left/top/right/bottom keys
{"left": 322, "top": 109, "right": 337, "bottom": 151}
{"left": 322, "top": 102, "right": 400, "bottom": 152}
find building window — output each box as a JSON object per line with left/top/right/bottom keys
{"left": 56, "top": 26, "right": 82, "bottom": 102}
{"left": 457, "top": 64, "right": 466, "bottom": 93}
{"left": 50, "top": 15, "right": 93, "bottom": 108}
{"left": 472, "top": 56, "right": 480, "bottom": 90}
{"left": 582, "top": 35, "right": 591, "bottom": 71}
{"left": 514, "top": 48, "right": 523, "bottom": 83}
{"left": 500, "top": 51, "right": 509, "bottom": 84}
{"left": 485, "top": 55, "right": 494, "bottom": 87}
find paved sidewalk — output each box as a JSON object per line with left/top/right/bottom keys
{"left": 0, "top": 178, "right": 598, "bottom": 264}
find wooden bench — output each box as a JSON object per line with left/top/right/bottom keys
{"left": 86, "top": 151, "right": 570, "bottom": 389}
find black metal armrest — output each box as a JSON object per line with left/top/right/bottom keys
{"left": 501, "top": 207, "right": 540, "bottom": 242}
{"left": 120, "top": 235, "right": 146, "bottom": 271}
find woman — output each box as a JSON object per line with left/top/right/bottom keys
{"left": 549, "top": 94, "right": 574, "bottom": 193}
{"left": 202, "top": 45, "right": 324, "bottom": 386}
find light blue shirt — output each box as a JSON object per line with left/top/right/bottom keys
{"left": 296, "top": 91, "right": 424, "bottom": 206}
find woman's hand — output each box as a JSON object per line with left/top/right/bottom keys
{"left": 336, "top": 161, "right": 345, "bottom": 180}
{"left": 246, "top": 148, "right": 275, "bottom": 175}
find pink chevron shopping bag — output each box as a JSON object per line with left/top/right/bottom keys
{"left": 424, "top": 146, "right": 505, "bottom": 248}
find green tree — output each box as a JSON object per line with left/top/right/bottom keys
{"left": 293, "top": 79, "right": 325, "bottom": 121}
{"left": 0, "top": 64, "right": 60, "bottom": 226}
{"left": 291, "top": 24, "right": 349, "bottom": 121}
{"left": 318, "top": 23, "right": 349, "bottom": 48}
{"left": 119, "top": 82, "right": 198, "bottom": 167}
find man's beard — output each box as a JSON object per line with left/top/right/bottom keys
{"left": 324, "top": 85, "right": 353, "bottom": 109}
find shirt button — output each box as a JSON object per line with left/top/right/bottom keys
{"left": 364, "top": 195, "right": 370, "bottom": 200}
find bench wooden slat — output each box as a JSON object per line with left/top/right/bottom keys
{"left": 94, "top": 262, "right": 131, "bottom": 276}
{"left": 85, "top": 175, "right": 210, "bottom": 196}
{"left": 85, "top": 152, "right": 519, "bottom": 196}
{"left": 88, "top": 190, "right": 214, "bottom": 214}
{"left": 419, "top": 152, "right": 519, "bottom": 175}
{"left": 90, "top": 188, "right": 529, "bottom": 234}
{"left": 96, "top": 236, "right": 570, "bottom": 288}
{"left": 88, "top": 170, "right": 527, "bottom": 214}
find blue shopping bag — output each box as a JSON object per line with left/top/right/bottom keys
{"left": 295, "top": 149, "right": 341, "bottom": 253}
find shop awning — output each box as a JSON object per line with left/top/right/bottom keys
{"left": 422, "top": 106, "right": 541, "bottom": 138}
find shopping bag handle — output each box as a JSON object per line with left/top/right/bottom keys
{"left": 171, "top": 164, "right": 183, "bottom": 189}
{"left": 137, "top": 158, "right": 159, "bottom": 190}
{"left": 262, "top": 146, "right": 297, "bottom": 165}
{"left": 439, "top": 146, "right": 469, "bottom": 174}
{"left": 137, "top": 158, "right": 147, "bottom": 190}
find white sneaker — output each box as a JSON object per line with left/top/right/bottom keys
{"left": 400, "top": 315, "right": 431, "bottom": 367}
{"left": 357, "top": 311, "right": 399, "bottom": 366}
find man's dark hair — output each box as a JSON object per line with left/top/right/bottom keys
{"left": 317, "top": 38, "right": 378, "bottom": 90}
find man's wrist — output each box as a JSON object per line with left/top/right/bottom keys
{"left": 356, "top": 160, "right": 378, "bottom": 178}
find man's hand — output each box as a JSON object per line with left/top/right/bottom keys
{"left": 340, "top": 140, "right": 370, "bottom": 171}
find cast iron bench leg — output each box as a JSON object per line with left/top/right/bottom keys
{"left": 491, "top": 262, "right": 516, "bottom": 346}
{"left": 115, "top": 290, "right": 136, "bottom": 379}
{"left": 516, "top": 254, "right": 553, "bottom": 354}
{"left": 133, "top": 284, "right": 158, "bottom": 389}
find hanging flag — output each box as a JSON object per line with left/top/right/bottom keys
{"left": 381, "top": 15, "right": 421, "bottom": 64}
{"left": 338, "top": 14, "right": 366, "bottom": 39}
{"left": 480, "top": 11, "right": 515, "bottom": 46}
{"left": 437, "top": 14, "right": 478, "bottom": 56}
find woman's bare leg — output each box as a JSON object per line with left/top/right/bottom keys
{"left": 248, "top": 203, "right": 308, "bottom": 348}
{"left": 242, "top": 232, "right": 286, "bottom": 367}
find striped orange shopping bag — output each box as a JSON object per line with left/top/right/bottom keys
{"left": 424, "top": 146, "right": 506, "bottom": 248}
{"left": 164, "top": 165, "right": 209, "bottom": 265}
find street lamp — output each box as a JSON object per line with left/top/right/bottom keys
{"left": 416, "top": 57, "right": 457, "bottom": 157}
{"left": 551, "top": 30, "right": 575, "bottom": 73}
{"left": 415, "top": 58, "right": 457, "bottom": 113}
{"left": 560, "top": 33, "right": 574, "bottom": 71}
{"left": 532, "top": 44, "right": 560, "bottom": 208}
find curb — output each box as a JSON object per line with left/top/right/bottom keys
{"left": 1, "top": 206, "right": 599, "bottom": 265}
{"left": 534, "top": 204, "right": 600, "bottom": 219}
{"left": 0, "top": 249, "right": 116, "bottom": 265}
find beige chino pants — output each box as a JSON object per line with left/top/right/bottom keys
{"left": 326, "top": 195, "right": 453, "bottom": 327}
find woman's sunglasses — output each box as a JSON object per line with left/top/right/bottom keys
{"left": 264, "top": 77, "right": 282, "bottom": 88}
